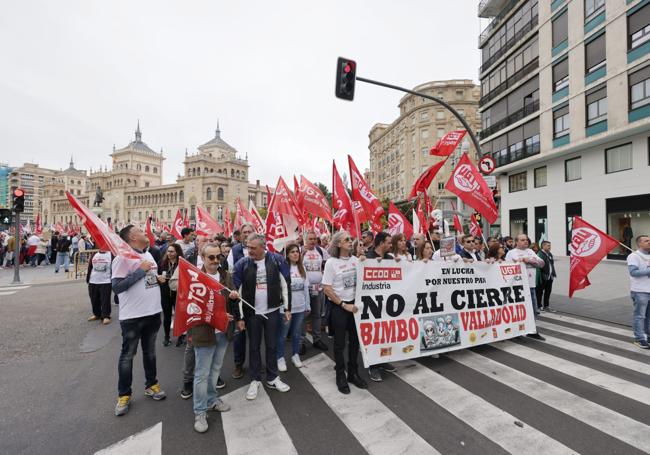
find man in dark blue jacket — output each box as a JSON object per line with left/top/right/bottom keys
{"left": 232, "top": 234, "right": 292, "bottom": 400}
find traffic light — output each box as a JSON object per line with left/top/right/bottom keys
{"left": 335, "top": 57, "right": 356, "bottom": 101}
{"left": 12, "top": 188, "right": 25, "bottom": 213}
{"left": 0, "top": 209, "right": 11, "bottom": 225}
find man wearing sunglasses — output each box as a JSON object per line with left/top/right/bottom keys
{"left": 459, "top": 235, "right": 481, "bottom": 262}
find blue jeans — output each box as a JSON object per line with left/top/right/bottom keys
{"left": 631, "top": 291, "right": 650, "bottom": 341}
{"left": 118, "top": 313, "right": 161, "bottom": 396}
{"left": 278, "top": 311, "right": 306, "bottom": 358}
{"left": 55, "top": 252, "right": 69, "bottom": 272}
{"left": 193, "top": 332, "right": 228, "bottom": 415}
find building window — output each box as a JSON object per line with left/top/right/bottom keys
{"left": 585, "top": 0, "right": 605, "bottom": 22}
{"left": 628, "top": 3, "right": 650, "bottom": 50}
{"left": 206, "top": 187, "right": 212, "bottom": 200}
{"left": 436, "top": 111, "right": 445, "bottom": 120}
{"left": 179, "top": 190, "right": 184, "bottom": 202}
{"left": 552, "top": 58, "right": 569, "bottom": 92}
{"left": 437, "top": 128, "right": 445, "bottom": 138}
{"left": 421, "top": 129, "right": 429, "bottom": 140}
{"left": 509, "top": 172, "right": 527, "bottom": 192}
{"left": 456, "top": 90, "right": 464, "bottom": 100}
{"left": 137, "top": 164, "right": 141, "bottom": 171}
{"left": 153, "top": 167, "right": 158, "bottom": 174}
{"left": 629, "top": 65, "right": 650, "bottom": 110}
{"left": 605, "top": 143, "right": 633, "bottom": 173}
{"left": 586, "top": 83, "right": 607, "bottom": 126}
{"left": 437, "top": 182, "right": 445, "bottom": 190}
{"left": 145, "top": 165, "right": 150, "bottom": 172}
{"left": 217, "top": 187, "right": 224, "bottom": 201}
{"left": 167, "top": 209, "right": 171, "bottom": 219}
{"left": 420, "top": 111, "right": 429, "bottom": 121}
{"left": 552, "top": 9, "right": 568, "bottom": 48}
{"left": 553, "top": 105, "right": 570, "bottom": 138}
{"left": 585, "top": 32, "right": 606, "bottom": 74}
{"left": 534, "top": 166, "right": 547, "bottom": 188}
{"left": 565, "top": 157, "right": 582, "bottom": 181}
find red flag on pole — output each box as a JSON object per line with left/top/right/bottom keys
{"left": 450, "top": 201, "right": 464, "bottom": 234}
{"left": 171, "top": 209, "right": 185, "bottom": 240}
{"left": 469, "top": 214, "right": 483, "bottom": 238}
{"left": 34, "top": 213, "right": 42, "bottom": 235}
{"left": 348, "top": 155, "right": 384, "bottom": 232}
{"left": 196, "top": 206, "right": 224, "bottom": 237}
{"left": 145, "top": 216, "right": 156, "bottom": 246}
{"left": 65, "top": 191, "right": 139, "bottom": 259}
{"left": 183, "top": 210, "right": 190, "bottom": 228}
{"left": 387, "top": 202, "right": 413, "bottom": 239}
{"left": 266, "top": 185, "right": 272, "bottom": 208}
{"left": 265, "top": 177, "right": 303, "bottom": 251}
{"left": 224, "top": 207, "right": 233, "bottom": 238}
{"left": 235, "top": 198, "right": 254, "bottom": 230}
{"left": 415, "top": 199, "right": 428, "bottom": 234}
{"left": 249, "top": 200, "right": 266, "bottom": 234}
{"left": 173, "top": 258, "right": 229, "bottom": 336}
{"left": 332, "top": 161, "right": 360, "bottom": 239}
{"left": 297, "top": 175, "right": 333, "bottom": 222}
{"left": 430, "top": 130, "right": 467, "bottom": 157}
{"left": 569, "top": 216, "right": 619, "bottom": 297}
{"left": 445, "top": 153, "right": 498, "bottom": 224}
{"left": 408, "top": 161, "right": 446, "bottom": 199}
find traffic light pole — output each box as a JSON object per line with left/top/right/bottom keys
{"left": 12, "top": 212, "right": 21, "bottom": 284}
{"left": 355, "top": 76, "right": 491, "bottom": 236}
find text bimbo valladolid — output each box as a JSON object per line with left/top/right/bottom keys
{"left": 353, "top": 260, "right": 537, "bottom": 367}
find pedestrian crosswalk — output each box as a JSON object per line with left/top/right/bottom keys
{"left": 202, "top": 314, "right": 650, "bottom": 455}
{"left": 0, "top": 284, "right": 30, "bottom": 298}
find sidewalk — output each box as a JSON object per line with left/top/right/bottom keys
{"left": 0, "top": 263, "right": 83, "bottom": 286}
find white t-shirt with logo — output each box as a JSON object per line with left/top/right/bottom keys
{"left": 505, "top": 248, "right": 544, "bottom": 288}
{"left": 627, "top": 250, "right": 650, "bottom": 293}
{"left": 254, "top": 259, "right": 274, "bottom": 314}
{"left": 289, "top": 264, "right": 309, "bottom": 313}
{"left": 322, "top": 256, "right": 358, "bottom": 302}
{"left": 303, "top": 248, "right": 324, "bottom": 294}
{"left": 90, "top": 251, "right": 112, "bottom": 284}
{"left": 112, "top": 251, "right": 161, "bottom": 321}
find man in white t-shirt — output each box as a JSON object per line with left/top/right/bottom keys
{"left": 628, "top": 235, "right": 650, "bottom": 349}
{"left": 302, "top": 230, "right": 329, "bottom": 351}
{"left": 111, "top": 225, "right": 166, "bottom": 417}
{"left": 27, "top": 234, "right": 40, "bottom": 266}
{"left": 505, "top": 234, "right": 545, "bottom": 341}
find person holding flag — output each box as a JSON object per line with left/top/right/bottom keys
{"left": 112, "top": 225, "right": 166, "bottom": 416}
{"left": 628, "top": 235, "right": 650, "bottom": 349}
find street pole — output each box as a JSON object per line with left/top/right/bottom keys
{"left": 12, "top": 212, "right": 21, "bottom": 284}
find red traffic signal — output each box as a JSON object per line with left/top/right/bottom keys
{"left": 13, "top": 188, "right": 24, "bottom": 198}
{"left": 12, "top": 188, "right": 25, "bottom": 213}
{"left": 335, "top": 57, "right": 356, "bottom": 101}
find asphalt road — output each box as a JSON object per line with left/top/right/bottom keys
{"left": 1, "top": 279, "right": 649, "bottom": 455}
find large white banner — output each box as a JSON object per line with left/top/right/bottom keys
{"left": 354, "top": 260, "right": 537, "bottom": 367}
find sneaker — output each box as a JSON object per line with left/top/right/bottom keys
{"left": 87, "top": 315, "right": 99, "bottom": 321}
{"left": 291, "top": 354, "right": 303, "bottom": 368}
{"left": 266, "top": 376, "right": 290, "bottom": 393}
{"left": 368, "top": 367, "right": 382, "bottom": 382}
{"left": 207, "top": 398, "right": 230, "bottom": 412}
{"left": 194, "top": 413, "right": 208, "bottom": 433}
{"left": 546, "top": 308, "right": 557, "bottom": 313}
{"left": 634, "top": 340, "right": 650, "bottom": 349}
{"left": 232, "top": 365, "right": 244, "bottom": 379}
{"left": 163, "top": 337, "right": 171, "bottom": 347}
{"left": 380, "top": 362, "right": 396, "bottom": 373}
{"left": 246, "top": 380, "right": 261, "bottom": 400}
{"left": 312, "top": 340, "right": 329, "bottom": 351}
{"left": 114, "top": 395, "right": 131, "bottom": 416}
{"left": 102, "top": 318, "right": 111, "bottom": 325}
{"left": 277, "top": 357, "right": 287, "bottom": 372}
{"left": 180, "top": 382, "right": 193, "bottom": 399}
{"left": 526, "top": 332, "right": 546, "bottom": 341}
{"left": 144, "top": 383, "right": 166, "bottom": 400}
{"left": 216, "top": 376, "right": 226, "bottom": 389}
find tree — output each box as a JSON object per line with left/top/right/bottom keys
{"left": 316, "top": 182, "right": 332, "bottom": 207}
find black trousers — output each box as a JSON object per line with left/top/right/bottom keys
{"left": 246, "top": 310, "right": 280, "bottom": 382}
{"left": 330, "top": 302, "right": 359, "bottom": 375}
{"left": 536, "top": 279, "right": 554, "bottom": 309}
{"left": 160, "top": 287, "right": 176, "bottom": 339}
{"left": 88, "top": 283, "right": 112, "bottom": 319}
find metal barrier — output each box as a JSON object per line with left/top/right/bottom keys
{"left": 72, "top": 249, "right": 99, "bottom": 280}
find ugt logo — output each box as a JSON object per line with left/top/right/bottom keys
{"left": 453, "top": 164, "right": 479, "bottom": 192}
{"left": 570, "top": 227, "right": 601, "bottom": 257}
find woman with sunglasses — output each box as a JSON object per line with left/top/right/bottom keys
{"left": 277, "top": 243, "right": 310, "bottom": 371}
{"left": 322, "top": 231, "right": 368, "bottom": 394}
{"left": 158, "top": 243, "right": 184, "bottom": 346}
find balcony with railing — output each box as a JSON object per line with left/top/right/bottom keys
{"left": 479, "top": 0, "right": 522, "bottom": 46}
{"left": 479, "top": 99, "right": 539, "bottom": 140}
{"left": 479, "top": 14, "right": 538, "bottom": 74}
{"left": 493, "top": 139, "right": 540, "bottom": 167}
{"left": 478, "top": 0, "right": 511, "bottom": 18}
{"left": 479, "top": 57, "right": 539, "bottom": 106}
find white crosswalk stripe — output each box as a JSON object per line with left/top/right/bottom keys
{"left": 0, "top": 285, "right": 30, "bottom": 298}
{"left": 541, "top": 313, "right": 632, "bottom": 338}
{"left": 537, "top": 320, "right": 642, "bottom": 354}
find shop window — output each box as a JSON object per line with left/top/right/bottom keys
{"left": 605, "top": 143, "right": 633, "bottom": 173}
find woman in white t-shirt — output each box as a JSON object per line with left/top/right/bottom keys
{"left": 277, "top": 243, "right": 310, "bottom": 371}
{"left": 86, "top": 250, "right": 113, "bottom": 324}
{"left": 322, "top": 231, "right": 368, "bottom": 394}
{"left": 391, "top": 233, "right": 413, "bottom": 261}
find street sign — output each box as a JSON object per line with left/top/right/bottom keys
{"left": 478, "top": 155, "right": 496, "bottom": 175}
{"left": 484, "top": 175, "right": 497, "bottom": 188}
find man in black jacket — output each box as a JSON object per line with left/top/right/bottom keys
{"left": 536, "top": 241, "right": 556, "bottom": 312}
{"left": 55, "top": 234, "right": 72, "bottom": 273}
{"left": 458, "top": 235, "right": 481, "bottom": 262}
{"left": 232, "top": 234, "right": 291, "bottom": 400}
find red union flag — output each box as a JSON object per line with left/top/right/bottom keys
{"left": 171, "top": 209, "right": 185, "bottom": 239}
{"left": 469, "top": 214, "right": 483, "bottom": 238}
{"left": 332, "top": 161, "right": 360, "bottom": 238}
{"left": 387, "top": 202, "right": 413, "bottom": 239}
{"left": 408, "top": 161, "right": 446, "bottom": 199}
{"left": 249, "top": 200, "right": 266, "bottom": 234}
{"left": 35, "top": 213, "right": 42, "bottom": 235}
{"left": 265, "top": 177, "right": 302, "bottom": 251}
{"left": 298, "top": 175, "right": 333, "bottom": 222}
{"left": 569, "top": 216, "right": 619, "bottom": 297}
{"left": 173, "top": 258, "right": 229, "bottom": 337}
{"left": 235, "top": 198, "right": 255, "bottom": 230}
{"left": 224, "top": 207, "right": 233, "bottom": 238}
{"left": 348, "top": 155, "right": 384, "bottom": 232}
{"left": 145, "top": 216, "right": 156, "bottom": 246}
{"left": 445, "top": 153, "right": 498, "bottom": 224}
{"left": 430, "top": 130, "right": 466, "bottom": 157}
{"left": 196, "top": 206, "right": 224, "bottom": 236}
{"left": 65, "top": 191, "right": 140, "bottom": 259}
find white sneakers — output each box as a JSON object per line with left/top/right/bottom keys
{"left": 277, "top": 357, "right": 287, "bottom": 372}
{"left": 194, "top": 413, "right": 208, "bottom": 433}
{"left": 246, "top": 380, "right": 261, "bottom": 400}
{"left": 266, "top": 376, "right": 290, "bottom": 393}
{"left": 291, "top": 354, "right": 303, "bottom": 368}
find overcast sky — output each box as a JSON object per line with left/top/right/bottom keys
{"left": 0, "top": 0, "right": 482, "bottom": 189}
